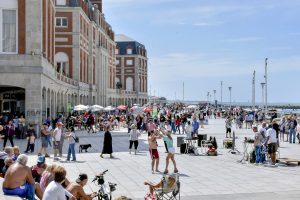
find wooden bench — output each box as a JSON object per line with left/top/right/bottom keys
{"left": 279, "top": 158, "right": 300, "bottom": 165}
{"left": 0, "top": 178, "right": 22, "bottom": 200}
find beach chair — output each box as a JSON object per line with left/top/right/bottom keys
{"left": 154, "top": 173, "right": 180, "bottom": 200}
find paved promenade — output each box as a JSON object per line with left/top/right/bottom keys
{"left": 2, "top": 119, "right": 300, "bottom": 199}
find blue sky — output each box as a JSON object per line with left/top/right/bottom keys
{"left": 103, "top": 0, "right": 300, "bottom": 103}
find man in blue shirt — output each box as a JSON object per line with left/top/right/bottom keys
{"left": 192, "top": 117, "right": 199, "bottom": 138}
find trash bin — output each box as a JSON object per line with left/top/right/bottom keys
{"left": 198, "top": 134, "right": 207, "bottom": 147}
{"left": 177, "top": 136, "right": 185, "bottom": 147}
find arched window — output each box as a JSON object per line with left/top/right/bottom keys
{"left": 55, "top": 52, "right": 69, "bottom": 77}
{"left": 126, "top": 77, "right": 133, "bottom": 91}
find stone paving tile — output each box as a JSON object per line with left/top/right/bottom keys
{"left": 2, "top": 119, "right": 300, "bottom": 199}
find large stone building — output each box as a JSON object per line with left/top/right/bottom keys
{"left": 0, "top": 0, "right": 118, "bottom": 128}
{"left": 115, "top": 34, "right": 148, "bottom": 106}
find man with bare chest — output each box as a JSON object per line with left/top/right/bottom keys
{"left": 66, "top": 173, "right": 97, "bottom": 200}
{"left": 2, "top": 154, "right": 43, "bottom": 199}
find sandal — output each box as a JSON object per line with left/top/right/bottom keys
{"left": 163, "top": 170, "right": 168, "bottom": 174}
{"left": 174, "top": 169, "right": 178, "bottom": 173}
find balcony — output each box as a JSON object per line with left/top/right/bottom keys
{"left": 55, "top": 72, "right": 78, "bottom": 86}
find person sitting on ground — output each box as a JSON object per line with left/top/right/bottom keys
{"left": 66, "top": 173, "right": 97, "bottom": 200}
{"left": 2, "top": 154, "right": 43, "bottom": 200}
{"left": 32, "top": 155, "right": 47, "bottom": 183}
{"left": 12, "top": 146, "right": 20, "bottom": 161}
{"left": 40, "top": 164, "right": 57, "bottom": 192}
{"left": 42, "top": 165, "right": 75, "bottom": 200}
{"left": 2, "top": 157, "right": 13, "bottom": 176}
{"left": 144, "top": 174, "right": 177, "bottom": 195}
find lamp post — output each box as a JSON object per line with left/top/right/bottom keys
{"left": 207, "top": 92, "right": 210, "bottom": 104}
{"left": 213, "top": 90, "right": 216, "bottom": 102}
{"left": 260, "top": 82, "right": 265, "bottom": 111}
{"left": 228, "top": 87, "right": 232, "bottom": 108}
{"left": 221, "top": 81, "right": 223, "bottom": 107}
{"left": 264, "top": 58, "right": 268, "bottom": 111}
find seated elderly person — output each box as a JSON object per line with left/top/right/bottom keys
{"left": 32, "top": 155, "right": 47, "bottom": 183}
{"left": 144, "top": 174, "right": 177, "bottom": 195}
{"left": 2, "top": 157, "right": 13, "bottom": 176}
{"left": 2, "top": 154, "right": 43, "bottom": 200}
{"left": 0, "top": 146, "right": 13, "bottom": 175}
{"left": 66, "top": 173, "right": 97, "bottom": 200}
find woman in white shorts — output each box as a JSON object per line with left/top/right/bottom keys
{"left": 159, "top": 130, "right": 178, "bottom": 174}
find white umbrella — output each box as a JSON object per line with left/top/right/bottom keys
{"left": 104, "top": 106, "right": 115, "bottom": 111}
{"left": 90, "top": 105, "right": 104, "bottom": 112}
{"left": 187, "top": 105, "right": 198, "bottom": 109}
{"left": 74, "top": 104, "right": 89, "bottom": 111}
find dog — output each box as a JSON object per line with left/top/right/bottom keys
{"left": 79, "top": 144, "right": 92, "bottom": 153}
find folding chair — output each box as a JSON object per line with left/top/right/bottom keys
{"left": 154, "top": 173, "right": 180, "bottom": 200}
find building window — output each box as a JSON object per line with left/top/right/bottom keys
{"left": 126, "top": 77, "right": 133, "bottom": 91}
{"left": 56, "top": 17, "right": 68, "bottom": 27}
{"left": 115, "top": 48, "right": 119, "bottom": 55}
{"left": 56, "top": 0, "right": 66, "bottom": 5}
{"left": 126, "top": 48, "right": 132, "bottom": 54}
{"left": 1, "top": 9, "right": 17, "bottom": 53}
{"left": 116, "top": 59, "right": 120, "bottom": 65}
{"left": 55, "top": 52, "right": 69, "bottom": 77}
{"left": 126, "top": 59, "right": 133, "bottom": 66}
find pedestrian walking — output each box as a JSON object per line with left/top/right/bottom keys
{"left": 65, "top": 127, "right": 77, "bottom": 161}
{"left": 128, "top": 124, "right": 141, "bottom": 154}
{"left": 24, "top": 124, "right": 36, "bottom": 153}
{"left": 53, "top": 122, "right": 63, "bottom": 160}
{"left": 100, "top": 126, "right": 114, "bottom": 158}
{"left": 3, "top": 120, "right": 15, "bottom": 149}
{"left": 38, "top": 123, "right": 51, "bottom": 157}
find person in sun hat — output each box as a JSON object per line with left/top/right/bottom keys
{"left": 31, "top": 155, "right": 47, "bottom": 183}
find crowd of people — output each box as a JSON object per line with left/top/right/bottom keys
{"left": 0, "top": 104, "right": 299, "bottom": 199}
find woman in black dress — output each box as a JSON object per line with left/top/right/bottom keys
{"left": 100, "top": 126, "right": 114, "bottom": 158}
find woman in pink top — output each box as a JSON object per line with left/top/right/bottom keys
{"left": 40, "top": 164, "right": 56, "bottom": 192}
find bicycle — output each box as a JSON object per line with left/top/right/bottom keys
{"left": 92, "top": 170, "right": 117, "bottom": 200}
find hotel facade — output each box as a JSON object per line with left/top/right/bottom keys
{"left": 0, "top": 0, "right": 148, "bottom": 128}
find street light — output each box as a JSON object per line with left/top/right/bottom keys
{"left": 260, "top": 82, "right": 265, "bottom": 111}
{"left": 207, "top": 92, "right": 210, "bottom": 103}
{"left": 228, "top": 87, "right": 232, "bottom": 108}
{"left": 213, "top": 90, "right": 216, "bottom": 102}
{"left": 264, "top": 58, "right": 268, "bottom": 111}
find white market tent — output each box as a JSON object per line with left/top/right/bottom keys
{"left": 74, "top": 104, "right": 89, "bottom": 111}
{"left": 104, "top": 106, "right": 115, "bottom": 111}
{"left": 90, "top": 105, "right": 104, "bottom": 112}
{"left": 187, "top": 105, "right": 198, "bottom": 109}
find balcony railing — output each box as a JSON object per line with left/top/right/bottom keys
{"left": 55, "top": 72, "right": 78, "bottom": 86}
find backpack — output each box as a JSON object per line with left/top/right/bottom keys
{"left": 249, "top": 150, "right": 256, "bottom": 163}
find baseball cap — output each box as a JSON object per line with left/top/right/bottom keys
{"left": 252, "top": 125, "right": 257, "bottom": 128}
{"left": 76, "top": 173, "right": 88, "bottom": 183}
{"left": 37, "top": 155, "right": 45, "bottom": 164}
